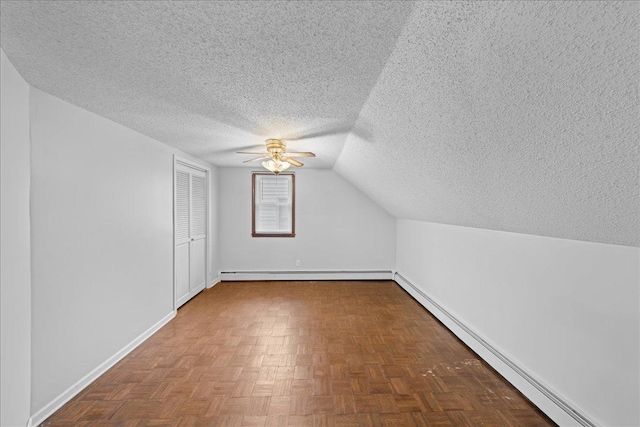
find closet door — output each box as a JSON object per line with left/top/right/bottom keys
{"left": 189, "top": 171, "right": 207, "bottom": 294}
{"left": 175, "top": 161, "right": 207, "bottom": 309}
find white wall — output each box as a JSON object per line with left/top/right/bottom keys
{"left": 396, "top": 219, "right": 639, "bottom": 427}
{"left": 218, "top": 168, "right": 395, "bottom": 273}
{"left": 29, "top": 88, "right": 218, "bottom": 415}
{"left": 1, "top": 50, "right": 32, "bottom": 427}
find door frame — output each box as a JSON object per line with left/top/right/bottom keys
{"left": 173, "top": 155, "right": 211, "bottom": 311}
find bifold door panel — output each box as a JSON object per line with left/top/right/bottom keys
{"left": 175, "top": 162, "right": 207, "bottom": 308}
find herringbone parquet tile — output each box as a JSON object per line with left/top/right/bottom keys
{"left": 41, "top": 281, "right": 555, "bottom": 426}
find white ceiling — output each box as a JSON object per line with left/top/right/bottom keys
{"left": 335, "top": 1, "right": 639, "bottom": 247}
{"left": 1, "top": 1, "right": 638, "bottom": 246}
{"left": 0, "top": 1, "right": 413, "bottom": 168}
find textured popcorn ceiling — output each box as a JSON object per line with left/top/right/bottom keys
{"left": 0, "top": 1, "right": 413, "bottom": 168}
{"left": 335, "top": 1, "right": 639, "bottom": 247}
{"left": 1, "top": 1, "right": 638, "bottom": 246}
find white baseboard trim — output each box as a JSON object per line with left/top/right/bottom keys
{"left": 28, "top": 310, "right": 176, "bottom": 427}
{"left": 394, "top": 272, "right": 597, "bottom": 427}
{"left": 220, "top": 270, "right": 394, "bottom": 282}
{"left": 207, "top": 276, "right": 221, "bottom": 288}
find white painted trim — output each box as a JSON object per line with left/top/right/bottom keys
{"left": 220, "top": 270, "right": 393, "bottom": 281}
{"left": 175, "top": 157, "right": 208, "bottom": 173}
{"left": 207, "top": 276, "right": 221, "bottom": 288}
{"left": 176, "top": 283, "right": 205, "bottom": 308}
{"left": 28, "top": 311, "right": 176, "bottom": 427}
{"left": 394, "top": 272, "right": 597, "bottom": 427}
{"left": 172, "top": 156, "right": 177, "bottom": 311}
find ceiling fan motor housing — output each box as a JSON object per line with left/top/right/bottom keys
{"left": 266, "top": 139, "right": 286, "bottom": 155}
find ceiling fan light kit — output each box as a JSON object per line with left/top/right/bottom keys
{"left": 238, "top": 139, "right": 316, "bottom": 175}
{"left": 262, "top": 158, "right": 291, "bottom": 175}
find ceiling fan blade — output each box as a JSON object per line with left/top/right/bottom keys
{"left": 243, "top": 155, "right": 271, "bottom": 163}
{"left": 237, "top": 151, "right": 269, "bottom": 154}
{"left": 284, "top": 152, "right": 315, "bottom": 158}
{"left": 282, "top": 156, "right": 303, "bottom": 167}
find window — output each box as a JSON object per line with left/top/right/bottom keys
{"left": 252, "top": 173, "right": 295, "bottom": 237}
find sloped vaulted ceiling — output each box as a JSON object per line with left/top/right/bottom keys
{"left": 335, "top": 1, "right": 639, "bottom": 247}
{"left": 1, "top": 1, "right": 638, "bottom": 246}
{"left": 0, "top": 1, "right": 413, "bottom": 168}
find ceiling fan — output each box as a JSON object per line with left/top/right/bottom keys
{"left": 237, "top": 139, "right": 315, "bottom": 174}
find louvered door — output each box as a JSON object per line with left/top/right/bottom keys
{"left": 175, "top": 161, "right": 207, "bottom": 309}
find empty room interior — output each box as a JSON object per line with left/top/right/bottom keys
{"left": 1, "top": 1, "right": 638, "bottom": 427}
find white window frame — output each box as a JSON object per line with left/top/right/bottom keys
{"left": 252, "top": 172, "right": 295, "bottom": 238}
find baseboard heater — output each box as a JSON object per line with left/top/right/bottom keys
{"left": 394, "top": 272, "right": 596, "bottom": 427}
{"left": 220, "top": 270, "right": 393, "bottom": 281}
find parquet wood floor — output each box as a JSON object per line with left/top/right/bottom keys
{"left": 42, "top": 281, "right": 556, "bottom": 426}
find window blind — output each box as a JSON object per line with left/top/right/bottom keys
{"left": 255, "top": 175, "right": 292, "bottom": 234}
